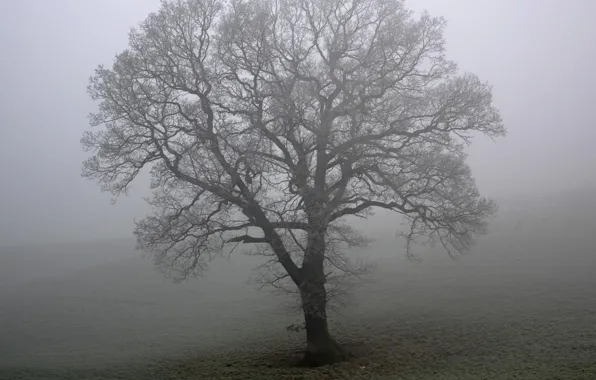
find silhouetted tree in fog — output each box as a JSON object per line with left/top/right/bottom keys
{"left": 82, "top": 0, "right": 505, "bottom": 366}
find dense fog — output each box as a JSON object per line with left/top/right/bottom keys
{"left": 1, "top": 0, "right": 595, "bottom": 246}
{"left": 1, "top": 0, "right": 595, "bottom": 379}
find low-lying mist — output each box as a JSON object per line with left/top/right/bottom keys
{"left": 1, "top": 188, "right": 594, "bottom": 375}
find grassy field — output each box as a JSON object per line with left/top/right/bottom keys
{"left": 1, "top": 222, "right": 595, "bottom": 379}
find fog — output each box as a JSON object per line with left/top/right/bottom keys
{"left": 1, "top": 1, "right": 595, "bottom": 379}
{"left": 1, "top": 194, "right": 595, "bottom": 378}
{"left": 1, "top": 0, "right": 595, "bottom": 246}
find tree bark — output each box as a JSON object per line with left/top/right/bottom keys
{"left": 300, "top": 280, "right": 345, "bottom": 366}
{"left": 299, "top": 228, "right": 346, "bottom": 367}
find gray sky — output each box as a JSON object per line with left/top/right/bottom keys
{"left": 1, "top": 0, "right": 594, "bottom": 246}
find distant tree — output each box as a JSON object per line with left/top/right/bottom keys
{"left": 82, "top": 0, "right": 504, "bottom": 366}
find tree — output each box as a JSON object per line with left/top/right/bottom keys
{"left": 82, "top": 0, "right": 504, "bottom": 366}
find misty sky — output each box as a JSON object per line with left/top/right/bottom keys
{"left": 1, "top": 0, "right": 595, "bottom": 246}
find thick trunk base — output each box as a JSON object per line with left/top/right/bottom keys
{"left": 299, "top": 242, "right": 345, "bottom": 367}
{"left": 301, "top": 337, "right": 346, "bottom": 367}
{"left": 299, "top": 314, "right": 347, "bottom": 367}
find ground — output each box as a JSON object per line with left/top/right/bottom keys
{"left": 0, "top": 229, "right": 595, "bottom": 379}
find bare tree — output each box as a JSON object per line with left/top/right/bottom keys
{"left": 82, "top": 0, "right": 504, "bottom": 366}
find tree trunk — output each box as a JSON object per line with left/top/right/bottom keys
{"left": 299, "top": 272, "right": 345, "bottom": 366}
{"left": 298, "top": 215, "right": 345, "bottom": 366}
